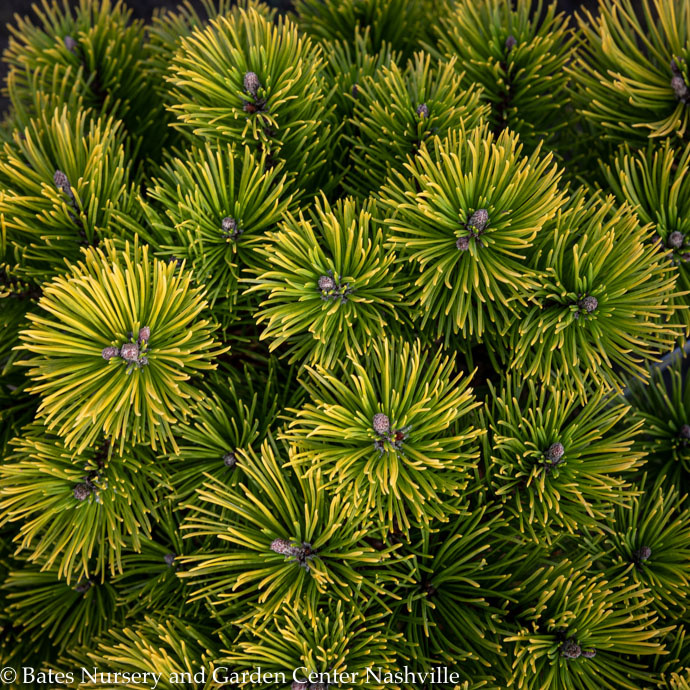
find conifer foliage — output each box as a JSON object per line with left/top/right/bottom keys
{"left": 18, "top": 239, "right": 225, "bottom": 453}
{"left": 2, "top": 0, "right": 690, "bottom": 686}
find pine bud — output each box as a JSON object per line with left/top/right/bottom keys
{"left": 220, "top": 216, "right": 242, "bottom": 240}
{"left": 467, "top": 209, "right": 489, "bottom": 232}
{"left": 120, "top": 342, "right": 140, "bottom": 362}
{"left": 351, "top": 83, "right": 359, "bottom": 98}
{"left": 101, "top": 346, "right": 119, "bottom": 360}
{"left": 292, "top": 683, "right": 308, "bottom": 690}
{"left": 680, "top": 424, "right": 690, "bottom": 439}
{"left": 138, "top": 326, "right": 150, "bottom": 342}
{"left": 561, "top": 638, "right": 581, "bottom": 659}
{"left": 456, "top": 236, "right": 471, "bottom": 251}
{"left": 505, "top": 35, "right": 517, "bottom": 52}
{"left": 73, "top": 482, "right": 93, "bottom": 500}
{"left": 581, "top": 649, "right": 596, "bottom": 659}
{"left": 635, "top": 545, "right": 652, "bottom": 562}
{"left": 74, "top": 579, "right": 92, "bottom": 593}
{"left": 672, "top": 75, "right": 690, "bottom": 103}
{"left": 243, "top": 71, "right": 262, "bottom": 97}
{"left": 318, "top": 275, "right": 336, "bottom": 292}
{"left": 668, "top": 231, "right": 685, "bottom": 248}
{"left": 271, "top": 538, "right": 295, "bottom": 557}
{"left": 578, "top": 295, "right": 598, "bottom": 313}
{"left": 223, "top": 452, "right": 237, "bottom": 467}
{"left": 372, "top": 412, "right": 390, "bottom": 436}
{"left": 64, "top": 35, "right": 77, "bottom": 53}
{"left": 416, "top": 103, "right": 429, "bottom": 118}
{"left": 278, "top": 541, "right": 316, "bottom": 570}
{"left": 53, "top": 169, "right": 71, "bottom": 192}
{"left": 545, "top": 442, "right": 565, "bottom": 463}
{"left": 164, "top": 553, "right": 176, "bottom": 566}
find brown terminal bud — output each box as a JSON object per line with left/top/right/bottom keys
{"left": 561, "top": 638, "right": 581, "bottom": 660}
{"left": 120, "top": 342, "right": 140, "bottom": 362}
{"left": 243, "top": 71, "right": 262, "bottom": 97}
{"left": 578, "top": 295, "right": 598, "bottom": 313}
{"left": 164, "top": 553, "right": 176, "bottom": 566}
{"left": 351, "top": 83, "right": 359, "bottom": 98}
{"left": 680, "top": 423, "right": 690, "bottom": 439}
{"left": 223, "top": 452, "right": 237, "bottom": 468}
{"left": 138, "top": 326, "right": 150, "bottom": 342}
{"left": 372, "top": 412, "right": 390, "bottom": 436}
{"left": 416, "top": 103, "right": 429, "bottom": 118}
{"left": 101, "top": 346, "right": 119, "bottom": 360}
{"left": 635, "top": 545, "right": 652, "bottom": 562}
{"left": 73, "top": 482, "right": 93, "bottom": 501}
{"left": 292, "top": 684, "right": 308, "bottom": 690}
{"left": 467, "top": 208, "right": 489, "bottom": 232}
{"left": 64, "top": 35, "right": 77, "bottom": 53}
{"left": 318, "top": 275, "right": 336, "bottom": 292}
{"left": 668, "top": 231, "right": 685, "bottom": 248}
{"left": 271, "top": 538, "right": 296, "bottom": 557}
{"left": 545, "top": 442, "right": 565, "bottom": 463}
{"left": 53, "top": 169, "right": 71, "bottom": 191}
{"left": 672, "top": 75, "right": 690, "bottom": 102}
{"left": 505, "top": 35, "right": 517, "bottom": 52}
{"left": 221, "top": 216, "right": 242, "bottom": 241}
{"left": 581, "top": 649, "right": 597, "bottom": 659}
{"left": 74, "top": 579, "right": 92, "bottom": 593}
{"left": 456, "top": 236, "right": 471, "bottom": 251}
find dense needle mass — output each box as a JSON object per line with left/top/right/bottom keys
{"left": 0, "top": 0, "right": 689, "bottom": 685}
